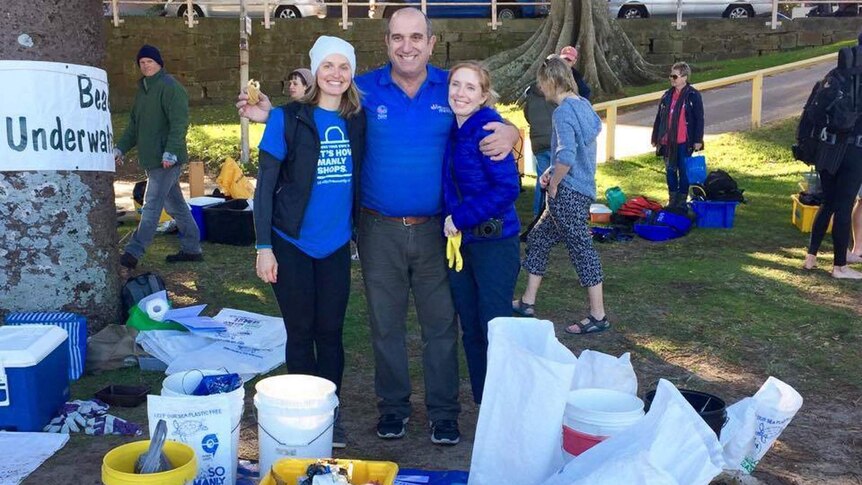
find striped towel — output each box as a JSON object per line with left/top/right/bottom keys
{"left": 4, "top": 312, "right": 87, "bottom": 380}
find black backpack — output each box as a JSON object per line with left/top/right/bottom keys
{"left": 121, "top": 272, "right": 166, "bottom": 316}
{"left": 704, "top": 170, "right": 745, "bottom": 203}
{"left": 793, "top": 48, "right": 862, "bottom": 164}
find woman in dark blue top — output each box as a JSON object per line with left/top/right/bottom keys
{"left": 442, "top": 61, "right": 521, "bottom": 404}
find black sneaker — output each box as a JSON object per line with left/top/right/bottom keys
{"left": 119, "top": 252, "right": 138, "bottom": 270}
{"left": 430, "top": 419, "right": 460, "bottom": 445}
{"left": 376, "top": 414, "right": 408, "bottom": 439}
{"left": 165, "top": 251, "right": 203, "bottom": 263}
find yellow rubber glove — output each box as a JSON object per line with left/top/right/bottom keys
{"left": 447, "top": 233, "right": 463, "bottom": 272}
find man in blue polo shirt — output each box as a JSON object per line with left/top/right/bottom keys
{"left": 238, "top": 9, "right": 518, "bottom": 446}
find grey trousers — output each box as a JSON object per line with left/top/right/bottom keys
{"left": 125, "top": 164, "right": 201, "bottom": 258}
{"left": 357, "top": 211, "right": 461, "bottom": 422}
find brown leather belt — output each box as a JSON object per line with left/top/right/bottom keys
{"left": 361, "top": 208, "right": 431, "bottom": 226}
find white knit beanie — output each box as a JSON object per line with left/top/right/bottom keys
{"left": 309, "top": 36, "right": 356, "bottom": 78}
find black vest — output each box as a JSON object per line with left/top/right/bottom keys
{"left": 272, "top": 101, "right": 366, "bottom": 238}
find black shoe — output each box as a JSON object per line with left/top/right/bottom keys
{"left": 376, "top": 414, "right": 408, "bottom": 439}
{"left": 119, "top": 252, "right": 138, "bottom": 270}
{"left": 165, "top": 251, "right": 203, "bottom": 263}
{"left": 332, "top": 408, "right": 346, "bottom": 449}
{"left": 430, "top": 419, "right": 460, "bottom": 445}
{"left": 332, "top": 420, "right": 347, "bottom": 449}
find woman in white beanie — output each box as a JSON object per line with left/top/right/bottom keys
{"left": 252, "top": 35, "right": 364, "bottom": 449}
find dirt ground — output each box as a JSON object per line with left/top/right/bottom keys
{"left": 21, "top": 163, "right": 861, "bottom": 484}
{"left": 22, "top": 326, "right": 862, "bottom": 485}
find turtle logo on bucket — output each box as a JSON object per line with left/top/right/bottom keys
{"left": 201, "top": 433, "right": 219, "bottom": 455}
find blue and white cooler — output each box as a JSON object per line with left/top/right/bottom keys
{"left": 5, "top": 312, "right": 87, "bottom": 380}
{"left": 0, "top": 325, "right": 70, "bottom": 432}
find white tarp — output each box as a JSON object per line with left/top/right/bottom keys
{"left": 0, "top": 60, "right": 114, "bottom": 172}
{"left": 0, "top": 431, "right": 69, "bottom": 484}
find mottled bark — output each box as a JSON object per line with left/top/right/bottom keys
{"left": 0, "top": 0, "right": 120, "bottom": 331}
{"left": 488, "top": 0, "right": 661, "bottom": 102}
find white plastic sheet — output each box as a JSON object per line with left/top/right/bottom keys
{"left": 468, "top": 318, "right": 578, "bottom": 485}
{"left": 542, "top": 379, "right": 725, "bottom": 485}
{"left": 0, "top": 432, "right": 69, "bottom": 484}
{"left": 572, "top": 350, "right": 638, "bottom": 395}
{"left": 720, "top": 377, "right": 803, "bottom": 474}
{"left": 566, "top": 451, "right": 678, "bottom": 485}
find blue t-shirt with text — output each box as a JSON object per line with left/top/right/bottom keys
{"left": 258, "top": 106, "right": 353, "bottom": 258}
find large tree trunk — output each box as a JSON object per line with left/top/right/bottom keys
{"left": 0, "top": 0, "right": 120, "bottom": 331}
{"left": 489, "top": 0, "right": 662, "bottom": 102}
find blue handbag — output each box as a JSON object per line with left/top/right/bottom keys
{"left": 684, "top": 155, "right": 707, "bottom": 185}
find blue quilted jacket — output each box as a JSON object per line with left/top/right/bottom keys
{"left": 443, "top": 107, "right": 521, "bottom": 245}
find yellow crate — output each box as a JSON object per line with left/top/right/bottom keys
{"left": 261, "top": 459, "right": 399, "bottom": 485}
{"left": 791, "top": 194, "right": 831, "bottom": 233}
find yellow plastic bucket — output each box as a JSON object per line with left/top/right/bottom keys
{"left": 102, "top": 440, "right": 197, "bottom": 485}
{"left": 260, "top": 459, "right": 398, "bottom": 485}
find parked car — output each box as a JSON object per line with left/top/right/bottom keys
{"left": 374, "top": 0, "right": 550, "bottom": 20}
{"left": 164, "top": 0, "right": 327, "bottom": 19}
{"left": 608, "top": 0, "right": 771, "bottom": 18}
{"left": 103, "top": 0, "right": 167, "bottom": 16}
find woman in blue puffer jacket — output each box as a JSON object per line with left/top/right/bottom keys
{"left": 442, "top": 61, "right": 521, "bottom": 404}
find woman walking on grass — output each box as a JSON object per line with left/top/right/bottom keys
{"left": 250, "top": 36, "right": 364, "bottom": 447}
{"left": 443, "top": 61, "right": 521, "bottom": 404}
{"left": 512, "top": 55, "right": 609, "bottom": 335}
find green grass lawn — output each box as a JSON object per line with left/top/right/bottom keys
{"left": 95, "top": 116, "right": 861, "bottom": 407}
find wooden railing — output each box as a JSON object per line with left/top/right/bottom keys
{"left": 591, "top": 52, "right": 838, "bottom": 161}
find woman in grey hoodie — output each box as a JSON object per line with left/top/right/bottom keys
{"left": 512, "top": 55, "right": 609, "bottom": 335}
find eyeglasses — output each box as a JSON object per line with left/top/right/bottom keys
{"left": 669, "top": 74, "right": 683, "bottom": 80}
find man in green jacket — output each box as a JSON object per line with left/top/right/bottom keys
{"left": 116, "top": 45, "right": 202, "bottom": 269}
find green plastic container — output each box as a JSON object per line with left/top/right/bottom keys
{"left": 605, "top": 186, "right": 627, "bottom": 213}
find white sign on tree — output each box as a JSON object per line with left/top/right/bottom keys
{"left": 0, "top": 60, "right": 114, "bottom": 172}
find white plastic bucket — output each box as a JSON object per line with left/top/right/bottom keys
{"left": 562, "top": 388, "right": 644, "bottom": 458}
{"left": 161, "top": 369, "right": 245, "bottom": 484}
{"left": 254, "top": 374, "right": 339, "bottom": 475}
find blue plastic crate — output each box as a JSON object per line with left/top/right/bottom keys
{"left": 4, "top": 312, "right": 87, "bottom": 380}
{"left": 692, "top": 201, "right": 739, "bottom": 229}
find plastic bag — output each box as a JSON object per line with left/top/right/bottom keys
{"left": 148, "top": 394, "right": 234, "bottom": 485}
{"left": 166, "top": 341, "right": 285, "bottom": 382}
{"left": 542, "top": 379, "right": 725, "bottom": 485}
{"left": 572, "top": 350, "right": 638, "bottom": 395}
{"left": 136, "top": 330, "right": 212, "bottom": 365}
{"left": 207, "top": 308, "right": 287, "bottom": 350}
{"left": 192, "top": 373, "right": 243, "bottom": 396}
{"left": 720, "top": 377, "right": 803, "bottom": 474}
{"left": 468, "top": 318, "right": 578, "bottom": 485}
{"left": 216, "top": 157, "right": 254, "bottom": 199}
{"left": 685, "top": 155, "right": 707, "bottom": 185}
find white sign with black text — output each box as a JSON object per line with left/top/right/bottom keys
{"left": 0, "top": 60, "right": 114, "bottom": 172}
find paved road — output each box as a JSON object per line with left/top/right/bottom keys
{"left": 593, "top": 59, "right": 834, "bottom": 162}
